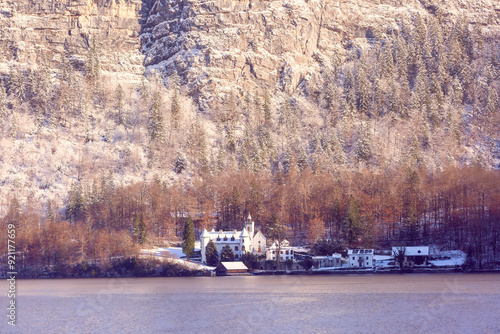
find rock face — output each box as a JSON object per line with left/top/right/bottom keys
{"left": 0, "top": 0, "right": 150, "bottom": 80}
{"left": 140, "top": 0, "right": 500, "bottom": 108}
{"left": 0, "top": 0, "right": 499, "bottom": 104}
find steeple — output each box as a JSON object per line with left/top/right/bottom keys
{"left": 244, "top": 213, "right": 254, "bottom": 237}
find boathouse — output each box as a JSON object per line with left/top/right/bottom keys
{"left": 215, "top": 262, "right": 248, "bottom": 276}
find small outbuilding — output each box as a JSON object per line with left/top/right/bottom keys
{"left": 392, "top": 246, "right": 429, "bottom": 267}
{"left": 215, "top": 262, "right": 248, "bottom": 276}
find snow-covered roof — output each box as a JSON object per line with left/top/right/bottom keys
{"left": 348, "top": 249, "right": 373, "bottom": 255}
{"left": 240, "top": 228, "right": 250, "bottom": 238}
{"left": 220, "top": 262, "right": 248, "bottom": 270}
{"left": 392, "top": 246, "right": 429, "bottom": 256}
{"left": 268, "top": 239, "right": 290, "bottom": 249}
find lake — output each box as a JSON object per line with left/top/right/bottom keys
{"left": 1, "top": 273, "right": 500, "bottom": 333}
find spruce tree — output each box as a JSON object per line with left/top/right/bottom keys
{"left": 0, "top": 83, "right": 6, "bottom": 121}
{"left": 115, "top": 84, "right": 126, "bottom": 126}
{"left": 220, "top": 245, "right": 235, "bottom": 262}
{"left": 355, "top": 122, "right": 372, "bottom": 163}
{"left": 182, "top": 217, "right": 195, "bottom": 260}
{"left": 174, "top": 152, "right": 186, "bottom": 174}
{"left": 205, "top": 240, "right": 219, "bottom": 266}
{"left": 171, "top": 88, "right": 180, "bottom": 129}
{"left": 148, "top": 91, "right": 165, "bottom": 142}
{"left": 133, "top": 213, "right": 147, "bottom": 245}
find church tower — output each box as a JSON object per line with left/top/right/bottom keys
{"left": 244, "top": 213, "right": 254, "bottom": 236}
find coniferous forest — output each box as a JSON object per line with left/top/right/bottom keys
{"left": 1, "top": 14, "right": 500, "bottom": 276}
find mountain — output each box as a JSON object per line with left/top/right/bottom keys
{"left": 0, "top": 0, "right": 499, "bottom": 209}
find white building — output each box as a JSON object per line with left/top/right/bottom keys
{"left": 312, "top": 253, "right": 342, "bottom": 268}
{"left": 200, "top": 214, "right": 266, "bottom": 264}
{"left": 348, "top": 249, "right": 374, "bottom": 268}
{"left": 266, "top": 240, "right": 295, "bottom": 262}
{"left": 392, "top": 246, "right": 429, "bottom": 267}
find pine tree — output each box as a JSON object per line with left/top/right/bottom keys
{"left": 9, "top": 115, "right": 18, "bottom": 139}
{"left": 356, "top": 62, "right": 369, "bottom": 115}
{"left": 182, "top": 217, "right": 195, "bottom": 260}
{"left": 60, "top": 53, "right": 75, "bottom": 86}
{"left": 205, "top": 240, "right": 219, "bottom": 266}
{"left": 174, "top": 152, "right": 186, "bottom": 174}
{"left": 133, "top": 213, "right": 147, "bottom": 245}
{"left": 66, "top": 182, "right": 85, "bottom": 222}
{"left": 297, "top": 145, "right": 307, "bottom": 171}
{"left": 262, "top": 90, "right": 272, "bottom": 126}
{"left": 486, "top": 86, "right": 499, "bottom": 116}
{"left": 86, "top": 39, "right": 101, "bottom": 84}
{"left": 8, "top": 66, "right": 25, "bottom": 101}
{"left": 345, "top": 196, "right": 362, "bottom": 245}
{"left": 0, "top": 83, "right": 6, "bottom": 121}
{"left": 148, "top": 91, "right": 165, "bottom": 142}
{"left": 171, "top": 88, "right": 180, "bottom": 129}
{"left": 115, "top": 84, "right": 126, "bottom": 126}
{"left": 220, "top": 245, "right": 235, "bottom": 262}
{"left": 355, "top": 122, "right": 372, "bottom": 163}
{"left": 343, "top": 68, "right": 356, "bottom": 118}
{"left": 46, "top": 201, "right": 55, "bottom": 223}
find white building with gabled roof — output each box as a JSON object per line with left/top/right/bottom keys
{"left": 392, "top": 246, "right": 429, "bottom": 267}
{"left": 348, "top": 249, "right": 374, "bottom": 268}
{"left": 265, "top": 239, "right": 295, "bottom": 262}
{"left": 200, "top": 214, "right": 266, "bottom": 264}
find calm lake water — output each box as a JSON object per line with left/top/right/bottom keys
{"left": 1, "top": 273, "right": 500, "bottom": 333}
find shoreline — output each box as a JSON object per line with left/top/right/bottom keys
{"left": 4, "top": 267, "right": 500, "bottom": 279}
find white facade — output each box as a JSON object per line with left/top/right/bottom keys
{"left": 392, "top": 246, "right": 429, "bottom": 267}
{"left": 266, "top": 240, "right": 295, "bottom": 262}
{"left": 312, "top": 253, "right": 342, "bottom": 268}
{"left": 348, "top": 249, "right": 374, "bottom": 268}
{"left": 200, "top": 214, "right": 266, "bottom": 264}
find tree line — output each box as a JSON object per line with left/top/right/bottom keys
{"left": 2, "top": 166, "right": 498, "bottom": 274}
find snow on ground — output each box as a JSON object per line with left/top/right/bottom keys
{"left": 141, "top": 247, "right": 215, "bottom": 271}
{"left": 428, "top": 250, "right": 467, "bottom": 267}
{"left": 374, "top": 255, "right": 394, "bottom": 268}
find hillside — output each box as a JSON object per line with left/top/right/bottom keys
{"left": 1, "top": 0, "right": 499, "bottom": 209}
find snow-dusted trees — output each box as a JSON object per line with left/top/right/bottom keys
{"left": 148, "top": 90, "right": 165, "bottom": 142}
{"left": 355, "top": 122, "right": 372, "bottom": 163}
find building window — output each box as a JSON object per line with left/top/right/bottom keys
{"left": 223, "top": 237, "right": 227, "bottom": 241}
{"left": 367, "top": 262, "right": 369, "bottom": 266}
{"left": 235, "top": 246, "right": 239, "bottom": 251}
{"left": 291, "top": 250, "right": 294, "bottom": 254}
{"left": 280, "top": 251, "right": 283, "bottom": 254}
{"left": 366, "top": 256, "right": 368, "bottom": 260}
{"left": 242, "top": 239, "right": 244, "bottom": 244}
{"left": 258, "top": 246, "right": 261, "bottom": 252}
{"left": 286, "top": 250, "right": 289, "bottom": 255}
{"left": 217, "top": 237, "right": 220, "bottom": 241}
{"left": 231, "top": 236, "right": 235, "bottom": 241}
{"left": 235, "top": 254, "right": 239, "bottom": 259}
{"left": 242, "top": 246, "right": 245, "bottom": 251}
{"left": 352, "top": 256, "right": 355, "bottom": 260}
{"left": 273, "top": 250, "right": 275, "bottom": 254}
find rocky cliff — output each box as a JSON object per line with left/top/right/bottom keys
{"left": 140, "top": 0, "right": 500, "bottom": 108}
{"left": 0, "top": 0, "right": 150, "bottom": 81}
{"left": 1, "top": 0, "right": 499, "bottom": 105}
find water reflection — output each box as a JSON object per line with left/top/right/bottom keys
{"left": 1, "top": 274, "right": 499, "bottom": 333}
